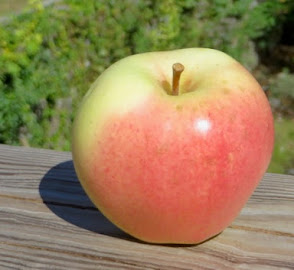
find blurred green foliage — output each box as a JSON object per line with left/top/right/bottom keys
{"left": 270, "top": 70, "right": 294, "bottom": 114}
{"left": 268, "top": 117, "right": 294, "bottom": 174}
{"left": 0, "top": 0, "right": 294, "bottom": 173}
{"left": 0, "top": 0, "right": 29, "bottom": 16}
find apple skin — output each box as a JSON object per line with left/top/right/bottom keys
{"left": 72, "top": 48, "right": 274, "bottom": 244}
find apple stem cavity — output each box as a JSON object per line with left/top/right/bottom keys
{"left": 172, "top": 63, "right": 185, "bottom": 96}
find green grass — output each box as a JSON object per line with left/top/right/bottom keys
{"left": 0, "top": 0, "right": 29, "bottom": 16}
{"left": 268, "top": 117, "right": 294, "bottom": 174}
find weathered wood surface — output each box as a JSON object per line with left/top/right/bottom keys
{"left": 0, "top": 144, "right": 293, "bottom": 270}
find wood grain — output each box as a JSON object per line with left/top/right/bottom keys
{"left": 0, "top": 144, "right": 293, "bottom": 270}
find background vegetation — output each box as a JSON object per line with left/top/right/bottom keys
{"left": 0, "top": 0, "right": 294, "bottom": 174}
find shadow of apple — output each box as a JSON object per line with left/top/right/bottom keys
{"left": 39, "top": 160, "right": 130, "bottom": 240}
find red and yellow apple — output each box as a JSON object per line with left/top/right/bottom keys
{"left": 72, "top": 48, "right": 274, "bottom": 244}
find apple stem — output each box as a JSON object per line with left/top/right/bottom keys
{"left": 172, "top": 63, "right": 184, "bottom": 95}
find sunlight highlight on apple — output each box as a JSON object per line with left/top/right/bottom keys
{"left": 194, "top": 118, "right": 212, "bottom": 135}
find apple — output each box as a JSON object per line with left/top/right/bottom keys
{"left": 72, "top": 48, "right": 274, "bottom": 244}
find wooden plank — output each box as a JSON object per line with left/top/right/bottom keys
{"left": 0, "top": 143, "right": 293, "bottom": 269}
